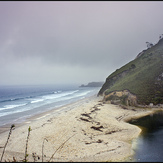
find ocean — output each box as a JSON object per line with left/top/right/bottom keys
{"left": 0, "top": 84, "right": 100, "bottom": 127}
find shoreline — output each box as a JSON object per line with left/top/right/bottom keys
{"left": 0, "top": 95, "right": 97, "bottom": 135}
{"left": 0, "top": 95, "right": 158, "bottom": 162}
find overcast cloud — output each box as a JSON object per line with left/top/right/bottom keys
{"left": 0, "top": 1, "right": 163, "bottom": 86}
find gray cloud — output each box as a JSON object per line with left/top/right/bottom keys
{"left": 0, "top": 1, "right": 163, "bottom": 85}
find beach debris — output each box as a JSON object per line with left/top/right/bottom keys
{"left": 81, "top": 113, "right": 92, "bottom": 119}
{"left": 90, "top": 106, "right": 100, "bottom": 113}
{"left": 90, "top": 125, "right": 104, "bottom": 132}
{"left": 105, "top": 130, "right": 117, "bottom": 134}
{"left": 116, "top": 113, "right": 129, "bottom": 121}
{"left": 116, "top": 116, "right": 123, "bottom": 121}
{"left": 85, "top": 139, "right": 103, "bottom": 145}
{"left": 105, "top": 129, "right": 126, "bottom": 135}
{"left": 79, "top": 113, "right": 93, "bottom": 122}
{"left": 79, "top": 117, "right": 91, "bottom": 122}
{"left": 32, "top": 152, "right": 40, "bottom": 162}
{"left": 97, "top": 103, "right": 104, "bottom": 106}
{"left": 96, "top": 146, "right": 121, "bottom": 155}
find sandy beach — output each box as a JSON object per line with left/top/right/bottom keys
{"left": 0, "top": 95, "right": 155, "bottom": 162}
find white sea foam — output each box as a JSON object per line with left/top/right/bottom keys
{"left": 48, "top": 90, "right": 92, "bottom": 103}
{"left": 13, "top": 114, "right": 32, "bottom": 123}
{"left": 36, "top": 113, "right": 50, "bottom": 120}
{"left": 0, "top": 85, "right": 99, "bottom": 127}
{"left": 31, "top": 99, "right": 44, "bottom": 103}
{"left": 53, "top": 90, "right": 62, "bottom": 94}
{"left": 43, "top": 90, "right": 79, "bottom": 100}
{"left": 0, "top": 103, "right": 27, "bottom": 111}
{"left": 62, "top": 90, "right": 91, "bottom": 100}
{"left": 0, "top": 104, "right": 33, "bottom": 117}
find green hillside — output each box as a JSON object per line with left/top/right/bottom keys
{"left": 98, "top": 38, "right": 163, "bottom": 105}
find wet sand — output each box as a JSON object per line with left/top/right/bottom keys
{"left": 0, "top": 95, "right": 155, "bottom": 162}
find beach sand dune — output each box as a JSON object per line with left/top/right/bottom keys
{"left": 0, "top": 95, "right": 153, "bottom": 162}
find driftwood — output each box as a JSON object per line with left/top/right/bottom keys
{"left": 80, "top": 117, "right": 91, "bottom": 122}
{"left": 90, "top": 125, "right": 104, "bottom": 132}
{"left": 81, "top": 113, "right": 92, "bottom": 119}
{"left": 85, "top": 139, "right": 103, "bottom": 145}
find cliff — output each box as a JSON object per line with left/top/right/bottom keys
{"left": 98, "top": 37, "right": 163, "bottom": 105}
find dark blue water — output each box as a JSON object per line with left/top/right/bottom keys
{"left": 128, "top": 111, "right": 163, "bottom": 162}
{"left": 0, "top": 84, "right": 100, "bottom": 127}
{"left": 133, "top": 126, "right": 163, "bottom": 162}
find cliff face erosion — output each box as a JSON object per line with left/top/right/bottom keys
{"left": 98, "top": 37, "right": 163, "bottom": 106}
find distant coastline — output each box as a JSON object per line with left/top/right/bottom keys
{"left": 79, "top": 81, "right": 104, "bottom": 87}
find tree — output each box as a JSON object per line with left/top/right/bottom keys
{"left": 159, "top": 34, "right": 163, "bottom": 40}
{"left": 146, "top": 42, "right": 153, "bottom": 48}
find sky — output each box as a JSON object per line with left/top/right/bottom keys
{"left": 0, "top": 1, "right": 163, "bottom": 86}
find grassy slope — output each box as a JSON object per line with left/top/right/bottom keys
{"left": 100, "top": 39, "right": 163, "bottom": 105}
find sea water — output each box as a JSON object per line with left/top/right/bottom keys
{"left": 0, "top": 84, "right": 100, "bottom": 127}
{"left": 133, "top": 126, "right": 163, "bottom": 162}
{"left": 128, "top": 111, "right": 163, "bottom": 162}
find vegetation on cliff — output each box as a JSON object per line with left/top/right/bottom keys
{"left": 98, "top": 36, "right": 163, "bottom": 105}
